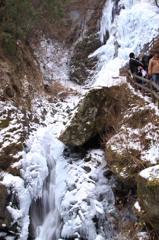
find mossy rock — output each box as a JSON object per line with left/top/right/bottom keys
{"left": 127, "top": 109, "right": 153, "bottom": 129}
{"left": 106, "top": 146, "right": 149, "bottom": 189}
{"left": 136, "top": 166, "right": 159, "bottom": 231}
{"left": 110, "top": 163, "right": 137, "bottom": 189}
{"left": 59, "top": 85, "right": 126, "bottom": 146}
{"left": 0, "top": 118, "right": 11, "bottom": 128}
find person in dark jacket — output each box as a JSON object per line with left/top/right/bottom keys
{"left": 141, "top": 51, "right": 153, "bottom": 73}
{"left": 129, "top": 52, "right": 144, "bottom": 74}
{"left": 147, "top": 50, "right": 153, "bottom": 64}
{"left": 129, "top": 52, "right": 144, "bottom": 85}
{"left": 142, "top": 55, "right": 148, "bottom": 72}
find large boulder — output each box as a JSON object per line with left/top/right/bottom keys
{"left": 134, "top": 166, "right": 159, "bottom": 231}
{"left": 59, "top": 85, "right": 124, "bottom": 146}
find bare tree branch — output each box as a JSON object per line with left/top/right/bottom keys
{"left": 155, "top": 0, "right": 159, "bottom": 7}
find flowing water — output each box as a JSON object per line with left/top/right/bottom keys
{"left": 29, "top": 155, "right": 61, "bottom": 240}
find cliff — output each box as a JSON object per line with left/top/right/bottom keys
{"left": 0, "top": 0, "right": 159, "bottom": 239}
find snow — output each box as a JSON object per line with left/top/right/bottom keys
{"left": 0, "top": 173, "right": 31, "bottom": 239}
{"left": 36, "top": 40, "right": 70, "bottom": 83}
{"left": 134, "top": 201, "right": 141, "bottom": 212}
{"left": 59, "top": 149, "right": 115, "bottom": 240}
{"left": 107, "top": 121, "right": 159, "bottom": 166}
{"left": 140, "top": 165, "right": 159, "bottom": 180}
{"left": 136, "top": 231, "right": 149, "bottom": 240}
{"left": 0, "top": 0, "right": 159, "bottom": 239}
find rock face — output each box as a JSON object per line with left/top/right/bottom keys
{"left": 135, "top": 166, "right": 159, "bottom": 231}
{"left": 0, "top": 184, "right": 14, "bottom": 232}
{"left": 59, "top": 85, "right": 123, "bottom": 146}
{"left": 52, "top": 0, "right": 106, "bottom": 85}
{"left": 70, "top": 36, "right": 100, "bottom": 85}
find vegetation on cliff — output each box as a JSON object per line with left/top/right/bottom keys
{"left": 0, "top": 0, "right": 68, "bottom": 55}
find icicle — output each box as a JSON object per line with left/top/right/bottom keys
{"left": 99, "top": 0, "right": 113, "bottom": 45}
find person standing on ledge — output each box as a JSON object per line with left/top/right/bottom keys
{"left": 148, "top": 49, "right": 159, "bottom": 92}
{"left": 129, "top": 52, "right": 144, "bottom": 84}
{"left": 129, "top": 52, "right": 144, "bottom": 74}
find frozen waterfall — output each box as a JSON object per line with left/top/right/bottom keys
{"left": 29, "top": 0, "right": 159, "bottom": 239}
{"left": 30, "top": 155, "right": 61, "bottom": 240}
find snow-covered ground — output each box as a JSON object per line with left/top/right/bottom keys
{"left": 0, "top": 0, "right": 159, "bottom": 239}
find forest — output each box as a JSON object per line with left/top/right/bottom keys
{"left": 0, "top": 0, "right": 68, "bottom": 55}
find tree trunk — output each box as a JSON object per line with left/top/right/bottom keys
{"left": 0, "top": 0, "right": 7, "bottom": 50}
{"left": 14, "top": 7, "right": 19, "bottom": 56}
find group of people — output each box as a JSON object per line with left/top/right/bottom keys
{"left": 129, "top": 49, "right": 159, "bottom": 92}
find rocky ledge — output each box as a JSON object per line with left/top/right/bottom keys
{"left": 59, "top": 84, "right": 159, "bottom": 234}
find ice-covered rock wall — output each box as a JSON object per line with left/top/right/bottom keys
{"left": 89, "top": 0, "right": 159, "bottom": 87}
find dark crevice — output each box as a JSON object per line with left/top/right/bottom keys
{"left": 63, "top": 134, "right": 102, "bottom": 160}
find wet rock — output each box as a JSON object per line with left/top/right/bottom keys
{"left": 89, "top": 175, "right": 98, "bottom": 182}
{"left": 0, "top": 184, "right": 8, "bottom": 220}
{"left": 63, "top": 146, "right": 87, "bottom": 159}
{"left": 135, "top": 166, "right": 159, "bottom": 231}
{"left": 5, "top": 87, "right": 14, "bottom": 98}
{"left": 112, "top": 178, "right": 133, "bottom": 207}
{"left": 84, "top": 156, "right": 91, "bottom": 162}
{"left": 83, "top": 166, "right": 91, "bottom": 173}
{"left": 68, "top": 183, "right": 77, "bottom": 191}
{"left": 44, "top": 84, "right": 51, "bottom": 93}
{"left": 0, "top": 184, "right": 18, "bottom": 233}
{"left": 103, "top": 169, "right": 113, "bottom": 179}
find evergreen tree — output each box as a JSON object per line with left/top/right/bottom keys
{"left": 0, "top": 0, "right": 68, "bottom": 55}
